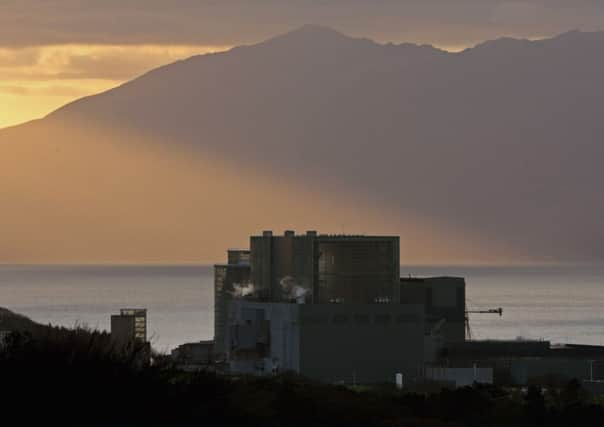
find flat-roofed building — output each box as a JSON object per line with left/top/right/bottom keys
{"left": 227, "top": 300, "right": 425, "bottom": 383}
{"left": 111, "top": 308, "right": 147, "bottom": 346}
{"left": 442, "top": 341, "right": 604, "bottom": 385}
{"left": 172, "top": 340, "right": 214, "bottom": 368}
{"left": 400, "top": 277, "right": 466, "bottom": 343}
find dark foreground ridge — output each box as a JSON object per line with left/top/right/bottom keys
{"left": 1, "top": 308, "right": 604, "bottom": 426}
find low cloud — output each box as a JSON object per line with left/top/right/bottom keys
{"left": 0, "top": 44, "right": 227, "bottom": 81}
{"left": 0, "top": 84, "right": 91, "bottom": 97}
{"left": 0, "top": 1, "right": 603, "bottom": 50}
{"left": 0, "top": 44, "right": 227, "bottom": 128}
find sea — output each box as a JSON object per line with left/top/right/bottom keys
{"left": 1, "top": 264, "right": 603, "bottom": 352}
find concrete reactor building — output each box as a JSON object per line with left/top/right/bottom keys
{"left": 214, "top": 230, "right": 445, "bottom": 383}
{"left": 227, "top": 300, "right": 425, "bottom": 383}
{"left": 249, "top": 230, "right": 400, "bottom": 304}
{"left": 211, "top": 230, "right": 604, "bottom": 388}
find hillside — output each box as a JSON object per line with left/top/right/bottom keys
{"left": 0, "top": 307, "right": 43, "bottom": 333}
{"left": 2, "top": 26, "right": 604, "bottom": 263}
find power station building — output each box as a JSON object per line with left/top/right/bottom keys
{"left": 249, "top": 230, "right": 400, "bottom": 304}
{"left": 212, "top": 230, "right": 604, "bottom": 386}
{"left": 213, "top": 230, "right": 447, "bottom": 383}
{"left": 227, "top": 300, "right": 425, "bottom": 383}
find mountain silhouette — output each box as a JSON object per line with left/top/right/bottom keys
{"left": 2, "top": 26, "right": 604, "bottom": 263}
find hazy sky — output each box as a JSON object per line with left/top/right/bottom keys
{"left": 1, "top": 0, "right": 603, "bottom": 128}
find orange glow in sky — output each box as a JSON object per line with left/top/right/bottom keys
{"left": 0, "top": 44, "right": 230, "bottom": 129}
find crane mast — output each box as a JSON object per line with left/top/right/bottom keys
{"left": 464, "top": 307, "right": 503, "bottom": 340}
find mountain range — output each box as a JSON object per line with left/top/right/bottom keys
{"left": 2, "top": 25, "right": 604, "bottom": 264}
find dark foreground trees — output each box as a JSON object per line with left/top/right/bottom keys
{"left": 1, "top": 328, "right": 604, "bottom": 426}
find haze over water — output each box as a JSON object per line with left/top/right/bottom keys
{"left": 1, "top": 264, "right": 603, "bottom": 351}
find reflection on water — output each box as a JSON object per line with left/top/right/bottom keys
{"left": 1, "top": 264, "right": 603, "bottom": 351}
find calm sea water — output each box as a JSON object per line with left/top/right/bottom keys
{"left": 1, "top": 264, "right": 603, "bottom": 351}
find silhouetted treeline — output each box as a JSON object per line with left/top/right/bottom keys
{"left": 1, "top": 320, "right": 604, "bottom": 426}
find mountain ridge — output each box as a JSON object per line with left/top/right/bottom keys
{"left": 2, "top": 26, "right": 604, "bottom": 263}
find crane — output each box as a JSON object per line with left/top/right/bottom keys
{"left": 464, "top": 307, "right": 503, "bottom": 341}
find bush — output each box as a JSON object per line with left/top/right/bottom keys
{"left": 2, "top": 323, "right": 604, "bottom": 426}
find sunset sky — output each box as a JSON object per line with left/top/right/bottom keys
{"left": 2, "top": 0, "right": 604, "bottom": 129}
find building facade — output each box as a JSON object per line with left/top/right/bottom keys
{"left": 216, "top": 231, "right": 476, "bottom": 384}
{"left": 227, "top": 300, "right": 425, "bottom": 383}
{"left": 250, "top": 231, "right": 400, "bottom": 304}
{"left": 400, "top": 277, "right": 466, "bottom": 343}
{"left": 110, "top": 308, "right": 147, "bottom": 346}
{"left": 214, "top": 249, "right": 251, "bottom": 355}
